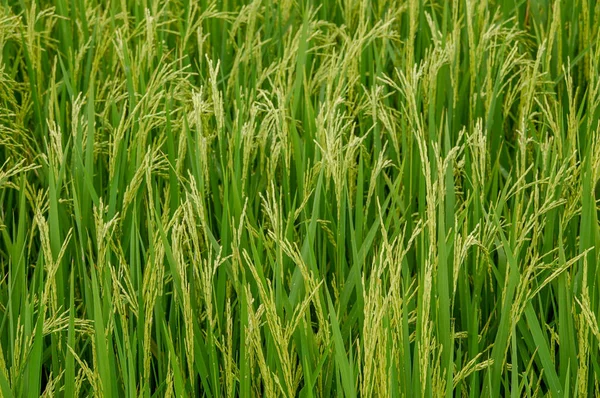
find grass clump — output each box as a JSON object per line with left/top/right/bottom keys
{"left": 1, "top": 0, "right": 600, "bottom": 396}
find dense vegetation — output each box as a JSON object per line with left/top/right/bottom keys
{"left": 1, "top": 0, "right": 599, "bottom": 396}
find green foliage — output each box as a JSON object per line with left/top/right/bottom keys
{"left": 0, "top": 0, "right": 599, "bottom": 396}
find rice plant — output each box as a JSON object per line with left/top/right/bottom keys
{"left": 0, "top": 0, "right": 599, "bottom": 396}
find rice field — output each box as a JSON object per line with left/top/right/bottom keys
{"left": 1, "top": 0, "right": 600, "bottom": 396}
